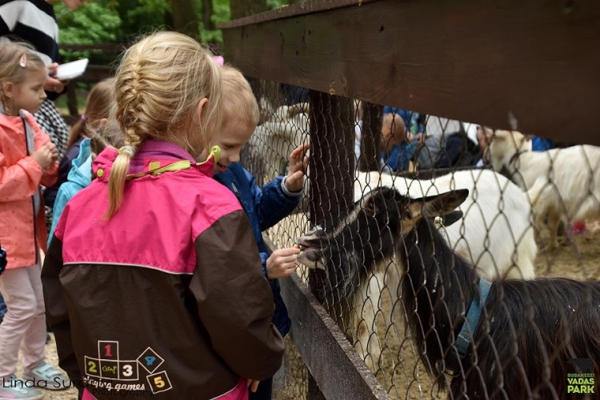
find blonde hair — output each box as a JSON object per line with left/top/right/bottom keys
{"left": 89, "top": 119, "right": 125, "bottom": 155}
{"left": 221, "top": 65, "right": 259, "bottom": 127}
{"left": 68, "top": 77, "right": 115, "bottom": 149}
{"left": 0, "top": 42, "right": 46, "bottom": 112}
{"left": 107, "top": 31, "right": 223, "bottom": 218}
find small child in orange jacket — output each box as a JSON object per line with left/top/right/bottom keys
{"left": 0, "top": 42, "right": 68, "bottom": 399}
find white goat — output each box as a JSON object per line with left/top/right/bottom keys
{"left": 354, "top": 169, "right": 537, "bottom": 281}
{"left": 488, "top": 130, "right": 600, "bottom": 249}
{"left": 249, "top": 103, "right": 309, "bottom": 181}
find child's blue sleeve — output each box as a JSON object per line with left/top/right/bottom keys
{"left": 243, "top": 169, "right": 301, "bottom": 231}
{"left": 48, "top": 186, "right": 73, "bottom": 248}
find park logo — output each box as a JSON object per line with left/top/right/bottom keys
{"left": 567, "top": 358, "right": 595, "bottom": 395}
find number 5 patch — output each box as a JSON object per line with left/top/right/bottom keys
{"left": 146, "top": 371, "right": 172, "bottom": 394}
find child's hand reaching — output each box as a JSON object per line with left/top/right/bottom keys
{"left": 285, "top": 143, "right": 310, "bottom": 193}
{"left": 32, "top": 143, "right": 57, "bottom": 171}
{"left": 266, "top": 246, "right": 301, "bottom": 279}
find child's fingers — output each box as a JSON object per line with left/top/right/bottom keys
{"left": 289, "top": 143, "right": 310, "bottom": 162}
{"left": 273, "top": 247, "right": 300, "bottom": 255}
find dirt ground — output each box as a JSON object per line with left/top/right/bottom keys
{"left": 17, "top": 334, "right": 78, "bottom": 399}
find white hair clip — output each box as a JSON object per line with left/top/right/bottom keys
{"left": 19, "top": 54, "right": 27, "bottom": 68}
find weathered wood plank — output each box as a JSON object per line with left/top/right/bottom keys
{"left": 220, "top": 0, "right": 381, "bottom": 29}
{"left": 280, "top": 273, "right": 389, "bottom": 400}
{"left": 221, "top": 0, "right": 600, "bottom": 146}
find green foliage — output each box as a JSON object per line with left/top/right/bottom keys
{"left": 117, "top": 0, "right": 171, "bottom": 41}
{"left": 56, "top": 2, "right": 121, "bottom": 62}
{"left": 56, "top": 2, "right": 121, "bottom": 44}
{"left": 267, "top": 0, "right": 287, "bottom": 9}
{"left": 200, "top": 0, "right": 229, "bottom": 45}
{"left": 57, "top": 0, "right": 289, "bottom": 60}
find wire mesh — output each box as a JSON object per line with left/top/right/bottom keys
{"left": 241, "top": 78, "right": 600, "bottom": 400}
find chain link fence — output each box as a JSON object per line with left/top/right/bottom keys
{"left": 240, "top": 78, "right": 600, "bottom": 400}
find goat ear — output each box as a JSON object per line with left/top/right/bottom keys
{"left": 441, "top": 209, "right": 464, "bottom": 226}
{"left": 410, "top": 189, "right": 469, "bottom": 220}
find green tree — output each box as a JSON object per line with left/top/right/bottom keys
{"left": 55, "top": 1, "right": 121, "bottom": 62}
{"left": 57, "top": 0, "right": 291, "bottom": 52}
{"left": 169, "top": 0, "right": 199, "bottom": 38}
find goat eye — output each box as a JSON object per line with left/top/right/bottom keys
{"left": 364, "top": 202, "right": 376, "bottom": 214}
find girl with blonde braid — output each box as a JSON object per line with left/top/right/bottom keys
{"left": 42, "top": 31, "right": 284, "bottom": 400}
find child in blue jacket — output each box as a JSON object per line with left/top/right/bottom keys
{"left": 48, "top": 120, "right": 124, "bottom": 247}
{"left": 209, "top": 65, "right": 309, "bottom": 400}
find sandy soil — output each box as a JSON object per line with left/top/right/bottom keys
{"left": 17, "top": 334, "right": 78, "bottom": 399}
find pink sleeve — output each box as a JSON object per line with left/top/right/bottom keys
{"left": 0, "top": 150, "right": 43, "bottom": 203}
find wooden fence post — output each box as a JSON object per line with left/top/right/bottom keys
{"left": 358, "top": 102, "right": 383, "bottom": 172}
{"left": 307, "top": 89, "right": 355, "bottom": 399}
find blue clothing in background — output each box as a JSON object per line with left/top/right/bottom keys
{"left": 281, "top": 84, "right": 309, "bottom": 106}
{"left": 43, "top": 136, "right": 85, "bottom": 209}
{"left": 531, "top": 136, "right": 553, "bottom": 152}
{"left": 383, "top": 106, "right": 424, "bottom": 134}
{"left": 214, "top": 163, "right": 301, "bottom": 337}
{"left": 48, "top": 138, "right": 93, "bottom": 247}
{"left": 382, "top": 142, "right": 416, "bottom": 172}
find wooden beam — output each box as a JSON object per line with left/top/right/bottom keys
{"left": 280, "top": 273, "right": 389, "bottom": 400}
{"left": 220, "top": 0, "right": 380, "bottom": 28}
{"left": 221, "top": 0, "right": 600, "bottom": 146}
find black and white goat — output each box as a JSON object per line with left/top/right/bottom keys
{"left": 297, "top": 187, "right": 600, "bottom": 399}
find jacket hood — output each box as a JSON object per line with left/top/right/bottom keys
{"left": 67, "top": 138, "right": 93, "bottom": 187}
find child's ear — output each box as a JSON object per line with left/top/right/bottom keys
{"left": 1, "top": 82, "right": 14, "bottom": 99}
{"left": 98, "top": 118, "right": 108, "bottom": 128}
{"left": 196, "top": 98, "right": 209, "bottom": 121}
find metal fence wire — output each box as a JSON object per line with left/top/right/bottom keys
{"left": 240, "top": 79, "right": 600, "bottom": 400}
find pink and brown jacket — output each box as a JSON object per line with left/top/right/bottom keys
{"left": 42, "top": 140, "right": 284, "bottom": 399}
{"left": 0, "top": 110, "right": 58, "bottom": 267}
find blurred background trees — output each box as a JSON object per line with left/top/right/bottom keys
{"left": 57, "top": 0, "right": 289, "bottom": 63}
{"left": 55, "top": 0, "right": 291, "bottom": 114}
